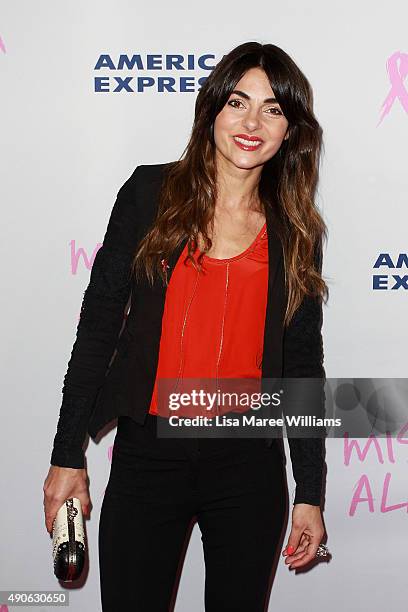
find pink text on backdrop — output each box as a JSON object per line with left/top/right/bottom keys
{"left": 344, "top": 424, "right": 408, "bottom": 515}
{"left": 70, "top": 240, "right": 102, "bottom": 275}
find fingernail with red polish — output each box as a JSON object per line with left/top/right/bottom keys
{"left": 287, "top": 546, "right": 295, "bottom": 555}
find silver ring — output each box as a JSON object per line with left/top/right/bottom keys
{"left": 315, "top": 544, "right": 330, "bottom": 558}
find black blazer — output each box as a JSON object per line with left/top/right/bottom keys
{"left": 51, "top": 163, "right": 326, "bottom": 506}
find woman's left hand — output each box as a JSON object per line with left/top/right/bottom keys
{"left": 282, "top": 503, "right": 325, "bottom": 569}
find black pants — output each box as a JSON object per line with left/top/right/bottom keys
{"left": 98, "top": 414, "right": 288, "bottom": 611}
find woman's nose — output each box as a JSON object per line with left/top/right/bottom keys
{"left": 242, "top": 111, "right": 261, "bottom": 131}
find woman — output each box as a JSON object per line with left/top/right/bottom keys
{"left": 43, "top": 41, "right": 329, "bottom": 610}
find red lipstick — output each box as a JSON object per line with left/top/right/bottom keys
{"left": 233, "top": 133, "right": 264, "bottom": 151}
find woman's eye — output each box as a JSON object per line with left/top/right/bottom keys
{"left": 228, "top": 99, "right": 244, "bottom": 108}
{"left": 266, "top": 107, "right": 283, "bottom": 116}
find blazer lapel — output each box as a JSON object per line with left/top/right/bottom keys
{"left": 165, "top": 237, "right": 189, "bottom": 283}
{"left": 261, "top": 202, "right": 286, "bottom": 378}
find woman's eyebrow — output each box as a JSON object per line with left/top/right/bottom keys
{"left": 230, "top": 89, "right": 278, "bottom": 104}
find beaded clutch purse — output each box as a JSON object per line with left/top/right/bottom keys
{"left": 52, "top": 498, "right": 86, "bottom": 581}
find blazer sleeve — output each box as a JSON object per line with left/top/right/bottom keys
{"left": 50, "top": 165, "right": 143, "bottom": 468}
{"left": 282, "top": 238, "right": 327, "bottom": 506}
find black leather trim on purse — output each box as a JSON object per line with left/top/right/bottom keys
{"left": 52, "top": 497, "right": 86, "bottom": 581}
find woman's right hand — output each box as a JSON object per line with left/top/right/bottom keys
{"left": 43, "top": 465, "right": 91, "bottom": 535}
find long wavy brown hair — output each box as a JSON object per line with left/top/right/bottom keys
{"left": 131, "top": 41, "right": 329, "bottom": 327}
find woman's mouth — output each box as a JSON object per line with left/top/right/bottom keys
{"left": 233, "top": 135, "right": 263, "bottom": 151}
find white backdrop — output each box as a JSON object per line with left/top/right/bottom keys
{"left": 1, "top": 1, "right": 407, "bottom": 610}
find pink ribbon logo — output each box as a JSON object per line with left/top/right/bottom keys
{"left": 378, "top": 51, "right": 408, "bottom": 125}
{"left": 0, "top": 36, "right": 6, "bottom": 53}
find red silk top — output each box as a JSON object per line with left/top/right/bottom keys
{"left": 149, "top": 221, "right": 268, "bottom": 418}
